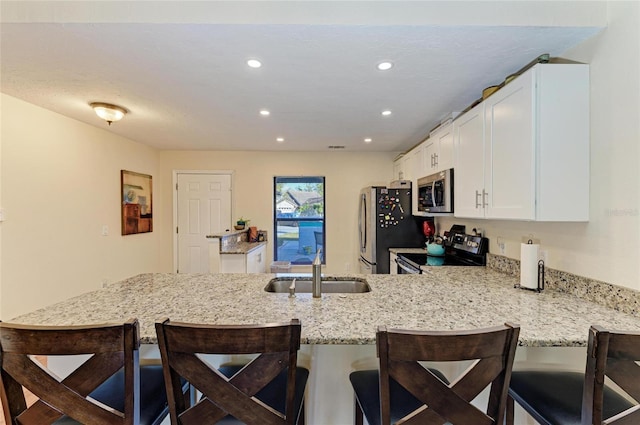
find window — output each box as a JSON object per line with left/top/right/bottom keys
{"left": 274, "top": 176, "right": 325, "bottom": 265}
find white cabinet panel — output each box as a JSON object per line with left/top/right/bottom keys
{"left": 423, "top": 139, "right": 437, "bottom": 174}
{"left": 220, "top": 244, "right": 267, "bottom": 274}
{"left": 453, "top": 63, "right": 589, "bottom": 222}
{"left": 247, "top": 245, "right": 267, "bottom": 273}
{"left": 484, "top": 70, "right": 535, "bottom": 220}
{"left": 454, "top": 102, "right": 485, "bottom": 218}
{"left": 220, "top": 254, "right": 246, "bottom": 273}
{"left": 393, "top": 158, "right": 403, "bottom": 180}
{"left": 423, "top": 121, "right": 454, "bottom": 175}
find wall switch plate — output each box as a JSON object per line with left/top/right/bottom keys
{"left": 0, "top": 209, "right": 5, "bottom": 222}
{"left": 101, "top": 225, "right": 109, "bottom": 236}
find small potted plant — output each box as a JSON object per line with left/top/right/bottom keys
{"left": 234, "top": 217, "right": 250, "bottom": 230}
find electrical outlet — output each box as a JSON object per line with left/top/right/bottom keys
{"left": 345, "top": 263, "right": 351, "bottom": 272}
{"left": 497, "top": 236, "right": 506, "bottom": 255}
{"left": 101, "top": 225, "right": 109, "bottom": 236}
{"left": 101, "top": 279, "right": 109, "bottom": 288}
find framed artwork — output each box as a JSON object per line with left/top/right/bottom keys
{"left": 121, "top": 170, "right": 153, "bottom": 235}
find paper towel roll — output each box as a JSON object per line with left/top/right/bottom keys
{"left": 520, "top": 242, "right": 539, "bottom": 290}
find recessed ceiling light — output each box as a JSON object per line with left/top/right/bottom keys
{"left": 260, "top": 110, "right": 270, "bottom": 116}
{"left": 364, "top": 138, "right": 372, "bottom": 143}
{"left": 276, "top": 137, "right": 285, "bottom": 142}
{"left": 381, "top": 110, "right": 392, "bottom": 116}
{"left": 377, "top": 61, "right": 393, "bottom": 71}
{"left": 247, "top": 59, "right": 262, "bottom": 68}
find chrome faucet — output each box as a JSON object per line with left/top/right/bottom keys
{"left": 312, "top": 249, "right": 322, "bottom": 298}
{"left": 288, "top": 278, "right": 296, "bottom": 298}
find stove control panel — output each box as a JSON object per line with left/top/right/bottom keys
{"left": 445, "top": 233, "right": 488, "bottom": 255}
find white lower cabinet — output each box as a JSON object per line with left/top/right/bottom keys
{"left": 454, "top": 63, "right": 590, "bottom": 221}
{"left": 220, "top": 244, "right": 267, "bottom": 273}
{"left": 246, "top": 245, "right": 267, "bottom": 273}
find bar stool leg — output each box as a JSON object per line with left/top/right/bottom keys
{"left": 354, "top": 398, "right": 363, "bottom": 425}
{"left": 505, "top": 394, "right": 515, "bottom": 425}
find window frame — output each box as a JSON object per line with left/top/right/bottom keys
{"left": 273, "top": 176, "right": 325, "bottom": 265}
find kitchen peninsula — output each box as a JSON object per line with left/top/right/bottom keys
{"left": 10, "top": 268, "right": 640, "bottom": 424}
{"left": 206, "top": 229, "right": 267, "bottom": 273}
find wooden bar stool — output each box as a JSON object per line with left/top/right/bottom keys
{"left": 0, "top": 319, "right": 174, "bottom": 425}
{"left": 507, "top": 325, "right": 640, "bottom": 425}
{"left": 155, "top": 318, "right": 308, "bottom": 424}
{"left": 349, "top": 322, "right": 520, "bottom": 425}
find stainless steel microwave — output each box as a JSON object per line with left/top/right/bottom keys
{"left": 417, "top": 169, "right": 454, "bottom": 214}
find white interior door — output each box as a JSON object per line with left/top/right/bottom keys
{"left": 177, "top": 173, "right": 232, "bottom": 273}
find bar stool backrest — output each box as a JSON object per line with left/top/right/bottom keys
{"left": 377, "top": 322, "right": 520, "bottom": 425}
{"left": 583, "top": 325, "right": 640, "bottom": 424}
{"left": 155, "top": 318, "right": 302, "bottom": 425}
{"left": 0, "top": 320, "right": 140, "bottom": 425}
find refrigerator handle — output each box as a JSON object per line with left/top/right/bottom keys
{"left": 359, "top": 193, "right": 367, "bottom": 250}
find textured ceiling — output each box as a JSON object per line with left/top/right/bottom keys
{"left": 0, "top": 2, "right": 603, "bottom": 152}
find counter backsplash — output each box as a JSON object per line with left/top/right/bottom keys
{"left": 487, "top": 253, "right": 639, "bottom": 318}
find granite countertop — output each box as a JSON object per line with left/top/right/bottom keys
{"left": 205, "top": 229, "right": 246, "bottom": 239}
{"left": 11, "top": 269, "right": 640, "bottom": 347}
{"left": 220, "top": 241, "right": 266, "bottom": 254}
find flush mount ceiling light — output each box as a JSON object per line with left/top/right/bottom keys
{"left": 381, "top": 110, "right": 392, "bottom": 116}
{"left": 247, "top": 59, "right": 262, "bottom": 68}
{"left": 90, "top": 102, "right": 127, "bottom": 125}
{"left": 364, "top": 138, "right": 373, "bottom": 143}
{"left": 377, "top": 61, "right": 393, "bottom": 71}
{"left": 276, "top": 137, "right": 285, "bottom": 143}
{"left": 259, "top": 109, "right": 270, "bottom": 116}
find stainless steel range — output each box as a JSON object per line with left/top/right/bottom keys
{"left": 395, "top": 225, "right": 488, "bottom": 274}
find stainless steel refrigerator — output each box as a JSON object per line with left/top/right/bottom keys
{"left": 358, "top": 186, "right": 424, "bottom": 274}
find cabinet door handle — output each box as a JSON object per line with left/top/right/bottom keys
{"left": 475, "top": 190, "right": 482, "bottom": 208}
{"left": 482, "top": 189, "right": 489, "bottom": 208}
{"left": 434, "top": 153, "right": 438, "bottom": 167}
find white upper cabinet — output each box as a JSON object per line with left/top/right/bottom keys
{"left": 424, "top": 121, "right": 454, "bottom": 174}
{"left": 453, "top": 101, "right": 485, "bottom": 218}
{"left": 454, "top": 63, "right": 589, "bottom": 221}
{"left": 393, "top": 157, "right": 403, "bottom": 180}
{"left": 483, "top": 68, "right": 536, "bottom": 220}
{"left": 406, "top": 145, "right": 423, "bottom": 215}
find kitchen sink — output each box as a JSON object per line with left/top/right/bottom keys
{"left": 264, "top": 277, "right": 371, "bottom": 294}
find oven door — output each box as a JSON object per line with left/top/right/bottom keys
{"left": 396, "top": 256, "right": 422, "bottom": 274}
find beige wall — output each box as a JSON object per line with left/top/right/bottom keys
{"left": 439, "top": 1, "right": 640, "bottom": 291}
{"left": 0, "top": 94, "right": 164, "bottom": 319}
{"left": 157, "top": 150, "right": 395, "bottom": 274}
